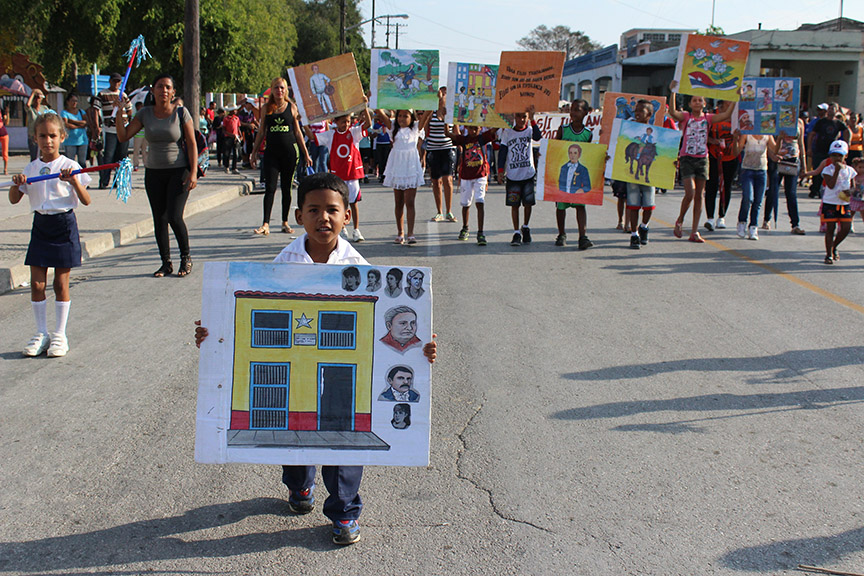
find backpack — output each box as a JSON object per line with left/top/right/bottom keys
{"left": 177, "top": 106, "right": 209, "bottom": 179}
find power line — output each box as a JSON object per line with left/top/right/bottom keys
{"left": 399, "top": 9, "right": 517, "bottom": 49}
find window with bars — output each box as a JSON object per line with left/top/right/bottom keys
{"left": 250, "top": 362, "right": 289, "bottom": 429}
{"left": 318, "top": 311, "right": 357, "bottom": 350}
{"left": 827, "top": 83, "right": 841, "bottom": 99}
{"left": 251, "top": 310, "right": 292, "bottom": 348}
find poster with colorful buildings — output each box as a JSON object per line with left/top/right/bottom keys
{"left": 734, "top": 76, "right": 801, "bottom": 137}
{"left": 369, "top": 49, "right": 440, "bottom": 111}
{"left": 444, "top": 62, "right": 509, "bottom": 128}
{"left": 196, "top": 261, "right": 432, "bottom": 466}
{"left": 537, "top": 139, "right": 607, "bottom": 206}
{"left": 673, "top": 33, "right": 750, "bottom": 101}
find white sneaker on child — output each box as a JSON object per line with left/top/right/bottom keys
{"left": 716, "top": 218, "right": 727, "bottom": 229}
{"left": 352, "top": 228, "right": 365, "bottom": 242}
{"left": 23, "top": 332, "right": 50, "bottom": 357}
{"left": 47, "top": 333, "right": 69, "bottom": 357}
{"left": 737, "top": 222, "right": 747, "bottom": 238}
{"left": 748, "top": 226, "right": 759, "bottom": 241}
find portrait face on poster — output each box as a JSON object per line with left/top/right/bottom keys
{"left": 536, "top": 139, "right": 607, "bottom": 206}
{"left": 287, "top": 53, "right": 366, "bottom": 124}
{"left": 195, "top": 261, "right": 433, "bottom": 467}
{"left": 369, "top": 49, "right": 440, "bottom": 111}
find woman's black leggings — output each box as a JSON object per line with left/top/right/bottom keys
{"left": 263, "top": 148, "right": 298, "bottom": 224}
{"left": 145, "top": 167, "right": 190, "bottom": 262}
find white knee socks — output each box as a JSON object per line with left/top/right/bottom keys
{"left": 55, "top": 301, "right": 71, "bottom": 336}
{"left": 32, "top": 300, "right": 47, "bottom": 334}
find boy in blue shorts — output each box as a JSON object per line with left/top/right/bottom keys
{"left": 626, "top": 100, "right": 658, "bottom": 249}
{"left": 497, "top": 107, "right": 541, "bottom": 246}
{"left": 196, "top": 173, "right": 437, "bottom": 545}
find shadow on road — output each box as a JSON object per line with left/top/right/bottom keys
{"left": 0, "top": 498, "right": 333, "bottom": 573}
{"left": 718, "top": 526, "right": 864, "bottom": 572}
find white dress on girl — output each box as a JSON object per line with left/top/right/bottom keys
{"left": 383, "top": 124, "right": 425, "bottom": 190}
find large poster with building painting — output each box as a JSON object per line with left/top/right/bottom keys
{"left": 495, "top": 51, "right": 566, "bottom": 113}
{"left": 606, "top": 118, "right": 681, "bottom": 190}
{"left": 287, "top": 53, "right": 367, "bottom": 125}
{"left": 672, "top": 33, "right": 750, "bottom": 101}
{"left": 369, "top": 49, "right": 439, "bottom": 111}
{"left": 733, "top": 76, "right": 801, "bottom": 137}
{"left": 444, "top": 62, "right": 508, "bottom": 128}
{"left": 536, "top": 139, "right": 607, "bottom": 206}
{"left": 599, "top": 92, "right": 666, "bottom": 146}
{"left": 196, "top": 261, "right": 433, "bottom": 466}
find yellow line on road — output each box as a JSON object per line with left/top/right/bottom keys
{"left": 652, "top": 217, "right": 864, "bottom": 316}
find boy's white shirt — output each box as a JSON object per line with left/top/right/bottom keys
{"left": 20, "top": 156, "right": 91, "bottom": 214}
{"left": 272, "top": 233, "right": 368, "bottom": 265}
{"left": 821, "top": 163, "right": 857, "bottom": 205}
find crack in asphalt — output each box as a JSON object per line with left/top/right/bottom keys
{"left": 455, "top": 402, "right": 553, "bottom": 534}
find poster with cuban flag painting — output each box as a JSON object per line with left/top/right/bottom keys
{"left": 673, "top": 34, "right": 750, "bottom": 102}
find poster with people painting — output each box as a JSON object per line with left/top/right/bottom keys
{"left": 673, "top": 33, "right": 750, "bottom": 101}
{"left": 287, "top": 53, "right": 367, "bottom": 124}
{"left": 606, "top": 119, "right": 682, "bottom": 190}
{"left": 733, "top": 76, "right": 801, "bottom": 137}
{"left": 195, "top": 261, "right": 433, "bottom": 466}
{"left": 599, "top": 92, "right": 666, "bottom": 146}
{"left": 444, "top": 62, "right": 509, "bottom": 128}
{"left": 536, "top": 139, "right": 607, "bottom": 206}
{"left": 369, "top": 49, "right": 440, "bottom": 111}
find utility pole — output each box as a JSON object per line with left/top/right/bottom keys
{"left": 339, "top": 0, "right": 346, "bottom": 53}
{"left": 395, "top": 23, "right": 404, "bottom": 49}
{"left": 183, "top": 0, "right": 200, "bottom": 126}
{"left": 371, "top": 0, "right": 376, "bottom": 48}
{"left": 385, "top": 15, "right": 391, "bottom": 49}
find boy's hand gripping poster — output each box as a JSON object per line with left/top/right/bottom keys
{"left": 196, "top": 262, "right": 433, "bottom": 467}
{"left": 673, "top": 34, "right": 750, "bottom": 101}
{"left": 369, "top": 49, "right": 440, "bottom": 111}
{"left": 287, "top": 53, "right": 367, "bottom": 125}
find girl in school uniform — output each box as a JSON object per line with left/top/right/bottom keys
{"left": 9, "top": 113, "right": 92, "bottom": 357}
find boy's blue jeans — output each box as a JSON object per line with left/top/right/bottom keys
{"left": 738, "top": 168, "right": 766, "bottom": 227}
{"left": 282, "top": 465, "right": 363, "bottom": 522}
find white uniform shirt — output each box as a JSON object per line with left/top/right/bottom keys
{"left": 19, "top": 156, "right": 91, "bottom": 214}
{"left": 272, "top": 233, "right": 368, "bottom": 265}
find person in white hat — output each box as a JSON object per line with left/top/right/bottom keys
{"left": 820, "top": 139, "right": 855, "bottom": 264}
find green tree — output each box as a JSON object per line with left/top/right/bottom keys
{"left": 517, "top": 25, "right": 602, "bottom": 60}
{"left": 414, "top": 51, "right": 438, "bottom": 90}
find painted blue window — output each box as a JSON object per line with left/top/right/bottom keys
{"left": 318, "top": 311, "right": 356, "bottom": 350}
{"left": 250, "top": 362, "right": 289, "bottom": 430}
{"left": 252, "top": 310, "right": 292, "bottom": 348}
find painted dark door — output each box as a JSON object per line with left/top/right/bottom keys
{"left": 319, "top": 365, "right": 355, "bottom": 431}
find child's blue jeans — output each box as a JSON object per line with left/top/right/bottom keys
{"left": 282, "top": 465, "right": 363, "bottom": 522}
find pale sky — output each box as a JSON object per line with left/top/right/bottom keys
{"left": 357, "top": 0, "right": 863, "bottom": 84}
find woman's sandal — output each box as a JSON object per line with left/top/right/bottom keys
{"left": 833, "top": 248, "right": 839, "bottom": 261}
{"left": 154, "top": 261, "right": 173, "bottom": 278}
{"left": 393, "top": 236, "right": 404, "bottom": 245}
{"left": 825, "top": 255, "right": 834, "bottom": 265}
{"left": 674, "top": 220, "right": 684, "bottom": 238}
{"left": 689, "top": 232, "right": 705, "bottom": 243}
{"left": 281, "top": 223, "right": 294, "bottom": 234}
{"left": 406, "top": 236, "right": 418, "bottom": 245}
{"left": 254, "top": 225, "right": 270, "bottom": 236}
{"left": 178, "top": 255, "right": 193, "bottom": 277}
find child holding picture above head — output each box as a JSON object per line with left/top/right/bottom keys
{"left": 195, "top": 173, "right": 437, "bottom": 546}
{"left": 666, "top": 81, "right": 737, "bottom": 243}
{"left": 8, "top": 113, "right": 92, "bottom": 358}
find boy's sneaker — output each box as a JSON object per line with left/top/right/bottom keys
{"left": 555, "top": 233, "right": 567, "bottom": 247}
{"left": 704, "top": 218, "right": 715, "bottom": 231}
{"left": 47, "top": 333, "right": 69, "bottom": 358}
{"left": 287, "top": 487, "right": 315, "bottom": 515}
{"left": 716, "top": 218, "right": 727, "bottom": 229}
{"left": 737, "top": 222, "right": 747, "bottom": 238}
{"left": 446, "top": 212, "right": 457, "bottom": 222}
{"left": 341, "top": 228, "right": 350, "bottom": 239}
{"left": 458, "top": 227, "right": 469, "bottom": 241}
{"left": 477, "top": 233, "right": 487, "bottom": 246}
{"left": 578, "top": 235, "right": 593, "bottom": 250}
{"left": 629, "top": 234, "right": 641, "bottom": 249}
{"left": 510, "top": 232, "right": 522, "bottom": 246}
{"left": 352, "top": 228, "right": 365, "bottom": 242}
{"left": 332, "top": 519, "right": 361, "bottom": 545}
{"left": 23, "top": 332, "right": 50, "bottom": 357}
{"left": 520, "top": 226, "right": 532, "bottom": 244}
{"left": 748, "top": 226, "right": 759, "bottom": 240}
{"left": 638, "top": 225, "right": 649, "bottom": 245}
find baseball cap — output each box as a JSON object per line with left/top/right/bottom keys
{"left": 817, "top": 103, "right": 829, "bottom": 111}
{"left": 829, "top": 140, "right": 848, "bottom": 156}
{"left": 110, "top": 73, "right": 122, "bottom": 81}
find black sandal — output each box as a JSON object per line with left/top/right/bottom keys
{"left": 178, "top": 255, "right": 193, "bottom": 277}
{"left": 154, "top": 261, "right": 173, "bottom": 277}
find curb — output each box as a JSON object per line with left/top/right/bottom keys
{"left": 0, "top": 180, "right": 252, "bottom": 295}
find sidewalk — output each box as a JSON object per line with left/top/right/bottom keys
{"left": 0, "top": 153, "right": 254, "bottom": 294}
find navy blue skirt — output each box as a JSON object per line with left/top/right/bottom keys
{"left": 25, "top": 210, "right": 82, "bottom": 269}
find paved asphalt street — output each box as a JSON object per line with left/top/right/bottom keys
{"left": 1, "top": 167, "right": 863, "bottom": 575}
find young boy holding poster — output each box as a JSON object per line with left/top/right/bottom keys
{"left": 626, "top": 100, "right": 659, "bottom": 249}
{"left": 195, "top": 173, "right": 438, "bottom": 545}
{"left": 445, "top": 123, "right": 498, "bottom": 245}
{"left": 553, "top": 99, "right": 594, "bottom": 249}
{"left": 497, "top": 107, "right": 542, "bottom": 246}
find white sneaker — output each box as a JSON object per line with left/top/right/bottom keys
{"left": 47, "top": 333, "right": 69, "bottom": 357}
{"left": 716, "top": 218, "right": 727, "bottom": 229}
{"left": 23, "top": 332, "right": 50, "bottom": 357}
{"left": 352, "top": 228, "right": 364, "bottom": 242}
{"left": 341, "top": 228, "right": 349, "bottom": 239}
{"left": 748, "top": 226, "right": 759, "bottom": 240}
{"left": 737, "top": 222, "right": 747, "bottom": 238}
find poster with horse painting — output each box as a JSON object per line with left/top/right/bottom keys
{"left": 607, "top": 119, "right": 681, "bottom": 190}
{"left": 672, "top": 33, "right": 750, "bottom": 101}
{"left": 536, "top": 139, "right": 607, "bottom": 206}
{"left": 369, "top": 49, "right": 440, "bottom": 111}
